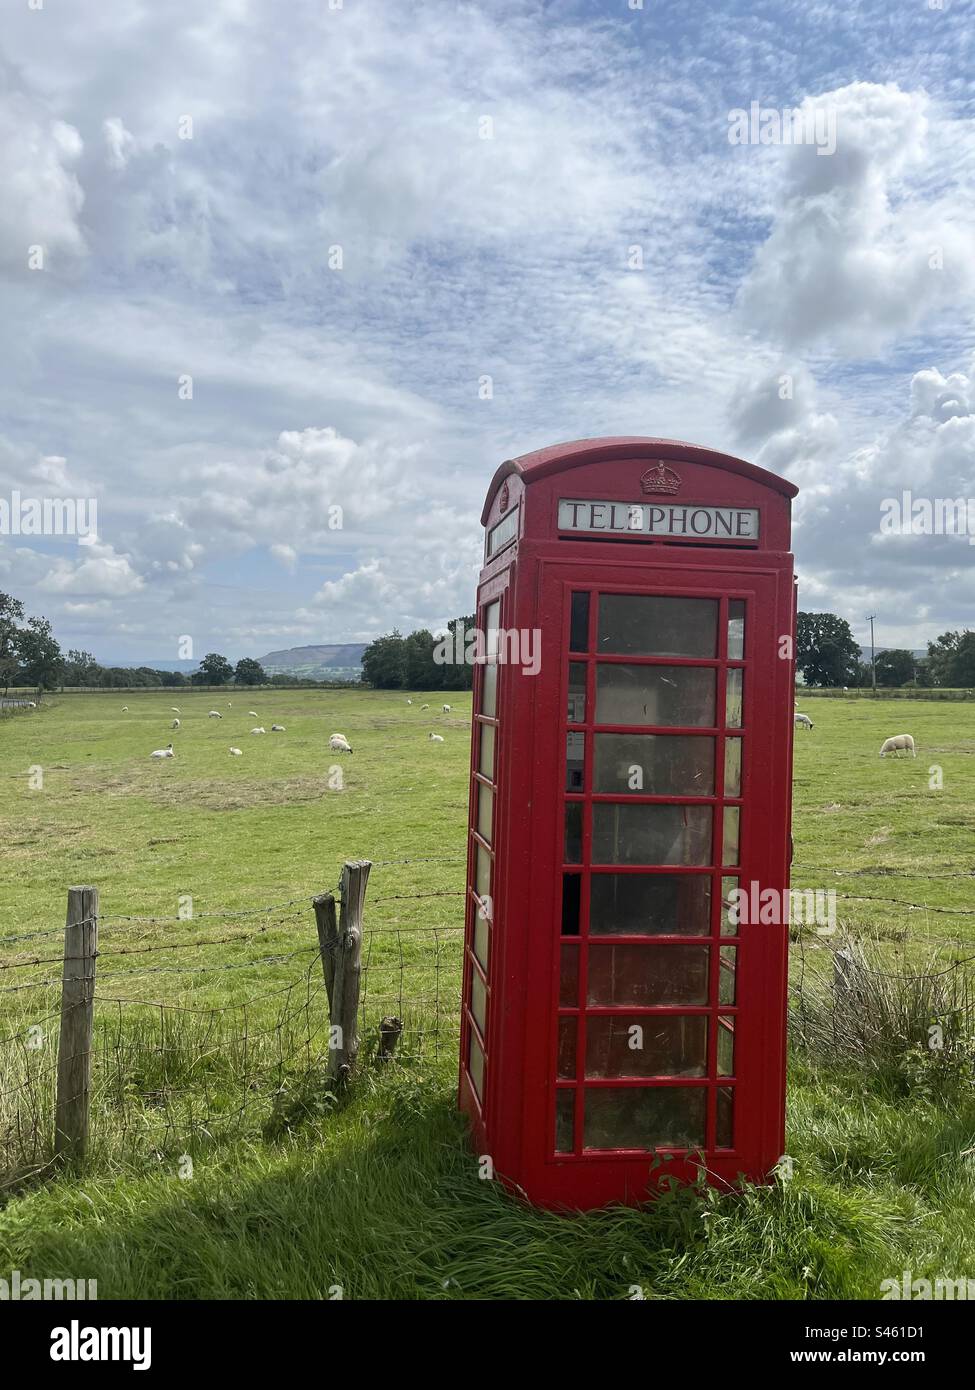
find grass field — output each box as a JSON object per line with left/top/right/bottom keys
{"left": 1, "top": 690, "right": 973, "bottom": 1299}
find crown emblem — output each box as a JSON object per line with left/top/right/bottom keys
{"left": 640, "top": 462, "right": 681, "bottom": 495}
{"left": 499, "top": 480, "right": 510, "bottom": 511}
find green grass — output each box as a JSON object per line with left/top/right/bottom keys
{"left": 1, "top": 690, "right": 974, "bottom": 1299}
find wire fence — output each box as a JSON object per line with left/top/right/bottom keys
{"left": 2, "top": 854, "right": 973, "bottom": 1189}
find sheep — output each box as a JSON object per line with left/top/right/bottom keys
{"left": 208, "top": 710, "right": 222, "bottom": 718}
{"left": 420, "top": 703, "right": 430, "bottom": 710}
{"left": 248, "top": 710, "right": 258, "bottom": 718}
{"left": 406, "top": 698, "right": 413, "bottom": 705}
{"left": 794, "top": 712, "right": 814, "bottom": 730}
{"left": 229, "top": 747, "right": 242, "bottom": 756}
{"left": 121, "top": 705, "right": 129, "bottom": 712}
{"left": 429, "top": 733, "right": 444, "bottom": 742}
{"left": 442, "top": 703, "right": 452, "bottom": 713}
{"left": 880, "top": 734, "right": 916, "bottom": 758}
{"left": 329, "top": 733, "right": 353, "bottom": 753}
{"left": 171, "top": 718, "right": 180, "bottom": 730}
{"left": 271, "top": 724, "right": 285, "bottom": 732}
{"left": 27, "top": 700, "right": 36, "bottom": 708}
{"left": 150, "top": 743, "right": 175, "bottom": 759}
{"left": 251, "top": 726, "right": 266, "bottom": 735}
{"left": 171, "top": 707, "right": 180, "bottom": 713}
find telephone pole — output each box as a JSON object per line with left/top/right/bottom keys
{"left": 866, "top": 614, "right": 877, "bottom": 694}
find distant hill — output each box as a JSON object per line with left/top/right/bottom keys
{"left": 259, "top": 643, "right": 366, "bottom": 680}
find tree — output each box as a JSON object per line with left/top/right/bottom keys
{"left": 403, "top": 630, "right": 440, "bottom": 690}
{"left": 796, "top": 612, "right": 861, "bottom": 688}
{"left": 0, "top": 592, "right": 25, "bottom": 690}
{"left": 927, "top": 631, "right": 975, "bottom": 687}
{"left": 441, "top": 614, "right": 476, "bottom": 691}
{"left": 199, "top": 652, "right": 234, "bottom": 685}
{"left": 875, "top": 648, "right": 917, "bottom": 687}
{"left": 16, "top": 616, "right": 64, "bottom": 690}
{"left": 361, "top": 632, "right": 406, "bottom": 689}
{"left": 234, "top": 657, "right": 267, "bottom": 686}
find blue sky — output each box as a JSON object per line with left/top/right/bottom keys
{"left": 1, "top": 0, "right": 973, "bottom": 662}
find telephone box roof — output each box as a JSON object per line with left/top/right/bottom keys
{"left": 481, "top": 436, "right": 799, "bottom": 525}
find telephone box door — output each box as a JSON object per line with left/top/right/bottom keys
{"left": 521, "top": 561, "right": 791, "bottom": 1204}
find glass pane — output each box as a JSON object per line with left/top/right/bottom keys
{"left": 561, "top": 873, "right": 581, "bottom": 936}
{"left": 471, "top": 970, "right": 487, "bottom": 1036}
{"left": 595, "top": 665, "right": 715, "bottom": 727}
{"left": 475, "top": 843, "right": 491, "bottom": 900}
{"left": 725, "top": 668, "right": 743, "bottom": 728}
{"left": 481, "top": 661, "right": 498, "bottom": 718}
{"left": 589, "top": 872, "right": 711, "bottom": 936}
{"left": 469, "top": 1032, "right": 485, "bottom": 1101}
{"left": 716, "top": 1086, "right": 734, "bottom": 1147}
{"left": 477, "top": 782, "right": 493, "bottom": 842}
{"left": 722, "top": 807, "right": 740, "bottom": 866}
{"left": 484, "top": 600, "right": 501, "bottom": 656}
{"left": 717, "top": 1017, "right": 735, "bottom": 1076}
{"left": 478, "top": 722, "right": 495, "bottom": 778}
{"left": 720, "top": 876, "right": 739, "bottom": 935}
{"left": 560, "top": 945, "right": 579, "bottom": 1006}
{"left": 586, "top": 1015, "right": 707, "bottom": 1078}
{"left": 594, "top": 733, "right": 714, "bottom": 796}
{"left": 719, "top": 946, "right": 737, "bottom": 1004}
{"left": 584, "top": 1086, "right": 706, "bottom": 1151}
{"left": 555, "top": 1090, "right": 575, "bottom": 1153}
{"left": 598, "top": 595, "right": 718, "bottom": 658}
{"left": 473, "top": 912, "right": 489, "bottom": 972}
{"left": 568, "top": 662, "right": 587, "bottom": 722}
{"left": 566, "top": 731, "right": 585, "bottom": 792}
{"left": 728, "top": 600, "right": 746, "bottom": 660}
{"left": 558, "top": 1018, "right": 577, "bottom": 1080}
{"left": 724, "top": 738, "right": 741, "bottom": 797}
{"left": 570, "top": 592, "right": 590, "bottom": 652}
{"left": 592, "top": 803, "right": 712, "bottom": 866}
{"left": 587, "top": 943, "right": 709, "bottom": 1007}
{"left": 564, "top": 801, "right": 582, "bottom": 863}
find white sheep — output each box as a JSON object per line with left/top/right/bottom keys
{"left": 251, "top": 726, "right": 266, "bottom": 735}
{"left": 171, "top": 707, "right": 180, "bottom": 713}
{"left": 150, "top": 743, "right": 175, "bottom": 759}
{"left": 880, "top": 734, "right": 916, "bottom": 758}
{"left": 794, "top": 712, "right": 814, "bottom": 730}
{"left": 271, "top": 724, "right": 285, "bottom": 732}
{"left": 442, "top": 703, "right": 452, "bottom": 713}
{"left": 171, "top": 718, "right": 180, "bottom": 730}
{"left": 429, "top": 732, "right": 444, "bottom": 742}
{"left": 329, "top": 733, "right": 353, "bottom": 753}
{"left": 229, "top": 747, "right": 242, "bottom": 756}
{"left": 421, "top": 703, "right": 430, "bottom": 710}
{"left": 406, "top": 698, "right": 413, "bottom": 705}
{"left": 121, "top": 705, "right": 129, "bottom": 712}
{"left": 208, "top": 710, "right": 222, "bottom": 719}
{"left": 248, "top": 710, "right": 258, "bottom": 717}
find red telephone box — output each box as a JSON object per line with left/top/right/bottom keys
{"left": 458, "top": 437, "right": 798, "bottom": 1209}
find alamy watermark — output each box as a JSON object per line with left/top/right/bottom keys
{"left": 880, "top": 492, "right": 975, "bottom": 545}
{"left": 1, "top": 1268, "right": 97, "bottom": 1300}
{"left": 434, "top": 624, "right": 541, "bottom": 677}
{"left": 0, "top": 492, "right": 97, "bottom": 542}
{"left": 728, "top": 101, "right": 837, "bottom": 156}
{"left": 881, "top": 1270, "right": 975, "bottom": 1300}
{"left": 726, "top": 882, "right": 836, "bottom": 936}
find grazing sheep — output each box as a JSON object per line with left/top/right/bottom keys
{"left": 171, "top": 707, "right": 180, "bottom": 713}
{"left": 251, "top": 726, "right": 266, "bottom": 735}
{"left": 208, "top": 710, "right": 222, "bottom": 719}
{"left": 171, "top": 718, "right": 180, "bottom": 730}
{"left": 420, "top": 703, "right": 430, "bottom": 710}
{"left": 329, "top": 733, "right": 353, "bottom": 753}
{"left": 442, "top": 703, "right": 452, "bottom": 713}
{"left": 248, "top": 710, "right": 258, "bottom": 717}
{"left": 121, "top": 705, "right": 129, "bottom": 712}
{"left": 150, "top": 743, "right": 175, "bottom": 759}
{"left": 429, "top": 733, "right": 444, "bottom": 742}
{"left": 229, "top": 747, "right": 242, "bottom": 756}
{"left": 271, "top": 724, "right": 285, "bottom": 732}
{"left": 794, "top": 712, "right": 814, "bottom": 730}
{"left": 27, "top": 700, "right": 36, "bottom": 708}
{"left": 880, "top": 733, "right": 916, "bottom": 758}
{"left": 406, "top": 698, "right": 413, "bottom": 705}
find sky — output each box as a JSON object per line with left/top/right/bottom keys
{"left": 0, "top": 0, "right": 973, "bottom": 663}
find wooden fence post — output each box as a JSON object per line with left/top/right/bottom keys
{"left": 328, "top": 860, "right": 371, "bottom": 1088}
{"left": 54, "top": 886, "right": 98, "bottom": 1171}
{"left": 313, "top": 891, "right": 338, "bottom": 1012}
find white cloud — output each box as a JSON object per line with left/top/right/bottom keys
{"left": 0, "top": 72, "right": 85, "bottom": 271}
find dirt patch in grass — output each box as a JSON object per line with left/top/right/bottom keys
{"left": 71, "top": 768, "right": 331, "bottom": 811}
